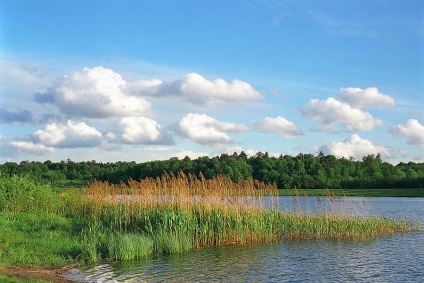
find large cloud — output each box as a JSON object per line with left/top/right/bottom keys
{"left": 179, "top": 113, "right": 249, "bottom": 146}
{"left": 47, "top": 67, "right": 152, "bottom": 118}
{"left": 319, "top": 134, "right": 389, "bottom": 159}
{"left": 156, "top": 73, "right": 262, "bottom": 106}
{"left": 338, "top": 87, "right": 395, "bottom": 108}
{"left": 256, "top": 116, "right": 303, "bottom": 139}
{"left": 41, "top": 67, "right": 262, "bottom": 119}
{"left": 31, "top": 120, "right": 102, "bottom": 148}
{"left": 390, "top": 119, "right": 424, "bottom": 149}
{"left": 299, "top": 97, "right": 383, "bottom": 132}
{"left": 106, "top": 117, "right": 173, "bottom": 145}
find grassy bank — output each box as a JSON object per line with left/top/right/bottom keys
{"left": 278, "top": 188, "right": 424, "bottom": 197}
{"left": 0, "top": 173, "right": 420, "bottom": 270}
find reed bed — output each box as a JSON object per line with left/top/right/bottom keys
{"left": 62, "top": 171, "right": 419, "bottom": 263}
{"left": 83, "top": 171, "right": 278, "bottom": 210}
{"left": 0, "top": 174, "right": 419, "bottom": 267}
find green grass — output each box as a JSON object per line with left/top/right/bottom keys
{"left": 0, "top": 175, "right": 84, "bottom": 267}
{"left": 278, "top": 188, "right": 424, "bottom": 197}
{"left": 0, "top": 174, "right": 421, "bottom": 271}
{"left": 0, "top": 212, "right": 82, "bottom": 266}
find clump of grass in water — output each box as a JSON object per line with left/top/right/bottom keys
{"left": 108, "top": 233, "right": 154, "bottom": 261}
{"left": 68, "top": 171, "right": 420, "bottom": 263}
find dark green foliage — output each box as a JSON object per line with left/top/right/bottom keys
{"left": 1, "top": 152, "right": 424, "bottom": 190}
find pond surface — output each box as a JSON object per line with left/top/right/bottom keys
{"left": 65, "top": 197, "right": 424, "bottom": 283}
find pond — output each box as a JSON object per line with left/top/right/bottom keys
{"left": 65, "top": 197, "right": 424, "bottom": 282}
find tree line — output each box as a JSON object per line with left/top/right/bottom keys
{"left": 1, "top": 152, "right": 423, "bottom": 189}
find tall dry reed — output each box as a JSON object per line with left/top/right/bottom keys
{"left": 63, "top": 172, "right": 419, "bottom": 262}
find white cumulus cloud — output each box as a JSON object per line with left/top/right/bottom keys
{"left": 164, "top": 73, "right": 262, "bottom": 106}
{"left": 299, "top": 97, "right": 384, "bottom": 132}
{"left": 32, "top": 120, "right": 102, "bottom": 148}
{"left": 390, "top": 119, "right": 424, "bottom": 149}
{"left": 107, "top": 117, "right": 172, "bottom": 145}
{"left": 338, "top": 87, "right": 395, "bottom": 108}
{"left": 256, "top": 116, "right": 303, "bottom": 139}
{"left": 179, "top": 113, "right": 249, "bottom": 146}
{"left": 319, "top": 134, "right": 389, "bottom": 159}
{"left": 44, "top": 67, "right": 262, "bottom": 118}
{"left": 50, "top": 66, "right": 152, "bottom": 118}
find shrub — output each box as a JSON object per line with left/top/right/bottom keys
{"left": 0, "top": 175, "right": 56, "bottom": 214}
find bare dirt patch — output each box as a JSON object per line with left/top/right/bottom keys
{"left": 0, "top": 265, "right": 77, "bottom": 283}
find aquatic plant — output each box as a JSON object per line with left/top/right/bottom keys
{"left": 69, "top": 172, "right": 418, "bottom": 262}
{"left": 0, "top": 173, "right": 420, "bottom": 266}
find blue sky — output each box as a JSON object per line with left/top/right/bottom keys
{"left": 1, "top": 0, "right": 423, "bottom": 164}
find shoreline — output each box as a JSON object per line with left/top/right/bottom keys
{"left": 277, "top": 188, "right": 424, "bottom": 198}
{"left": 0, "top": 265, "right": 77, "bottom": 283}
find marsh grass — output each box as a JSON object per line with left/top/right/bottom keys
{"left": 0, "top": 173, "right": 420, "bottom": 266}
{"left": 69, "top": 172, "right": 419, "bottom": 263}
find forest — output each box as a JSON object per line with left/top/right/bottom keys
{"left": 1, "top": 152, "right": 424, "bottom": 189}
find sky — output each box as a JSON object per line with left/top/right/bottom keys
{"left": 0, "top": 0, "right": 423, "bottom": 164}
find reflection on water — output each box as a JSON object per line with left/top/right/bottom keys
{"left": 64, "top": 197, "right": 424, "bottom": 283}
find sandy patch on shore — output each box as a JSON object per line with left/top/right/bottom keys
{"left": 0, "top": 265, "right": 77, "bottom": 283}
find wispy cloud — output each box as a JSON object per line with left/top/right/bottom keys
{"left": 0, "top": 58, "right": 48, "bottom": 98}
{"left": 306, "top": 8, "right": 377, "bottom": 37}
{"left": 0, "top": 108, "right": 33, "bottom": 123}
{"left": 10, "top": 141, "right": 55, "bottom": 155}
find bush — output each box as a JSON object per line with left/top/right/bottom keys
{"left": 0, "top": 175, "right": 56, "bottom": 214}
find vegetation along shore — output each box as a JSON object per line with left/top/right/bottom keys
{"left": 0, "top": 170, "right": 421, "bottom": 282}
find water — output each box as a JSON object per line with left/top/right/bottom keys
{"left": 65, "top": 197, "right": 424, "bottom": 283}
